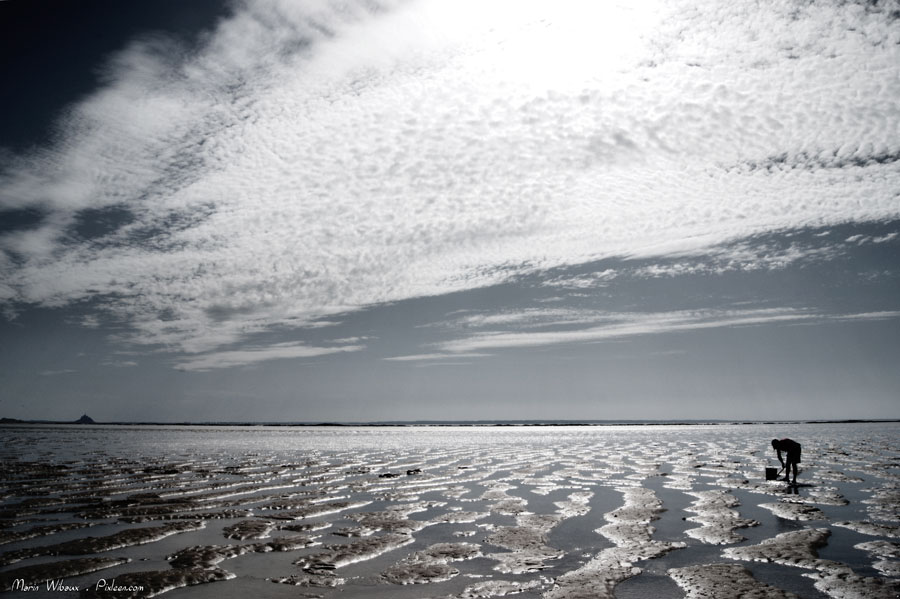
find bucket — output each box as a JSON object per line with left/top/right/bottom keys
{"left": 765, "top": 467, "right": 779, "bottom": 480}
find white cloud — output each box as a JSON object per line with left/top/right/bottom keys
{"left": 634, "top": 241, "right": 843, "bottom": 278}
{"left": 80, "top": 315, "right": 101, "bottom": 328}
{"left": 414, "top": 361, "right": 478, "bottom": 368}
{"left": 39, "top": 369, "right": 77, "bottom": 376}
{"left": 329, "top": 336, "right": 371, "bottom": 344}
{"left": 543, "top": 270, "right": 619, "bottom": 289}
{"left": 454, "top": 308, "right": 602, "bottom": 329}
{"left": 542, "top": 239, "right": 844, "bottom": 288}
{"left": 175, "top": 341, "right": 365, "bottom": 371}
{"left": 427, "top": 308, "right": 900, "bottom": 355}
{"left": 844, "top": 232, "right": 899, "bottom": 246}
{"left": 829, "top": 311, "right": 900, "bottom": 322}
{"left": 435, "top": 308, "right": 816, "bottom": 353}
{"left": 1, "top": 0, "right": 898, "bottom": 359}
{"left": 872, "top": 233, "right": 898, "bottom": 244}
{"left": 383, "top": 352, "right": 490, "bottom": 362}
{"left": 102, "top": 360, "right": 138, "bottom": 368}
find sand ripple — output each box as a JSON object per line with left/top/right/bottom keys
{"left": 1, "top": 423, "right": 897, "bottom": 598}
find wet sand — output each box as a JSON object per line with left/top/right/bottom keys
{"left": 0, "top": 422, "right": 898, "bottom": 598}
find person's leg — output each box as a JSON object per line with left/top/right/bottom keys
{"left": 790, "top": 461, "right": 798, "bottom": 484}
{"left": 781, "top": 459, "right": 793, "bottom": 482}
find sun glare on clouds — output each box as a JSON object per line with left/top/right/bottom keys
{"left": 438, "top": 0, "right": 664, "bottom": 92}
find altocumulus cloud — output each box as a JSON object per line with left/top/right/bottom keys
{"left": 1, "top": 0, "right": 899, "bottom": 368}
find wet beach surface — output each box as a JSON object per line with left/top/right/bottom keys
{"left": 0, "top": 422, "right": 897, "bottom": 598}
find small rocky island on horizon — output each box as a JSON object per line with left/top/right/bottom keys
{"left": 0, "top": 414, "right": 97, "bottom": 424}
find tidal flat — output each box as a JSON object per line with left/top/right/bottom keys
{"left": 0, "top": 422, "right": 897, "bottom": 598}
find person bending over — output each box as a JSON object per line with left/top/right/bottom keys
{"left": 771, "top": 438, "right": 801, "bottom": 484}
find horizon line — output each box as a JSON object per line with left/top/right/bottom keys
{"left": 3, "top": 417, "right": 898, "bottom": 427}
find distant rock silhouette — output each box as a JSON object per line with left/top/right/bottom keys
{"left": 75, "top": 414, "right": 96, "bottom": 424}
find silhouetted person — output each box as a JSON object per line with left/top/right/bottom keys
{"left": 771, "top": 438, "right": 801, "bottom": 484}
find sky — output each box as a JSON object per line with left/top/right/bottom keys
{"left": 1, "top": 0, "right": 898, "bottom": 423}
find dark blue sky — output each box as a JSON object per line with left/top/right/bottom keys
{"left": 1, "top": 0, "right": 899, "bottom": 422}
{"left": 0, "top": 0, "right": 233, "bottom": 151}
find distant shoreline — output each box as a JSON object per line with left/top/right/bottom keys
{"left": 2, "top": 417, "right": 898, "bottom": 427}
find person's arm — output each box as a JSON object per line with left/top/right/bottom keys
{"left": 776, "top": 449, "right": 784, "bottom": 467}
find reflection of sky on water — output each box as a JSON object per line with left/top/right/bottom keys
{"left": 0, "top": 422, "right": 897, "bottom": 598}
{"left": 9, "top": 421, "right": 897, "bottom": 456}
